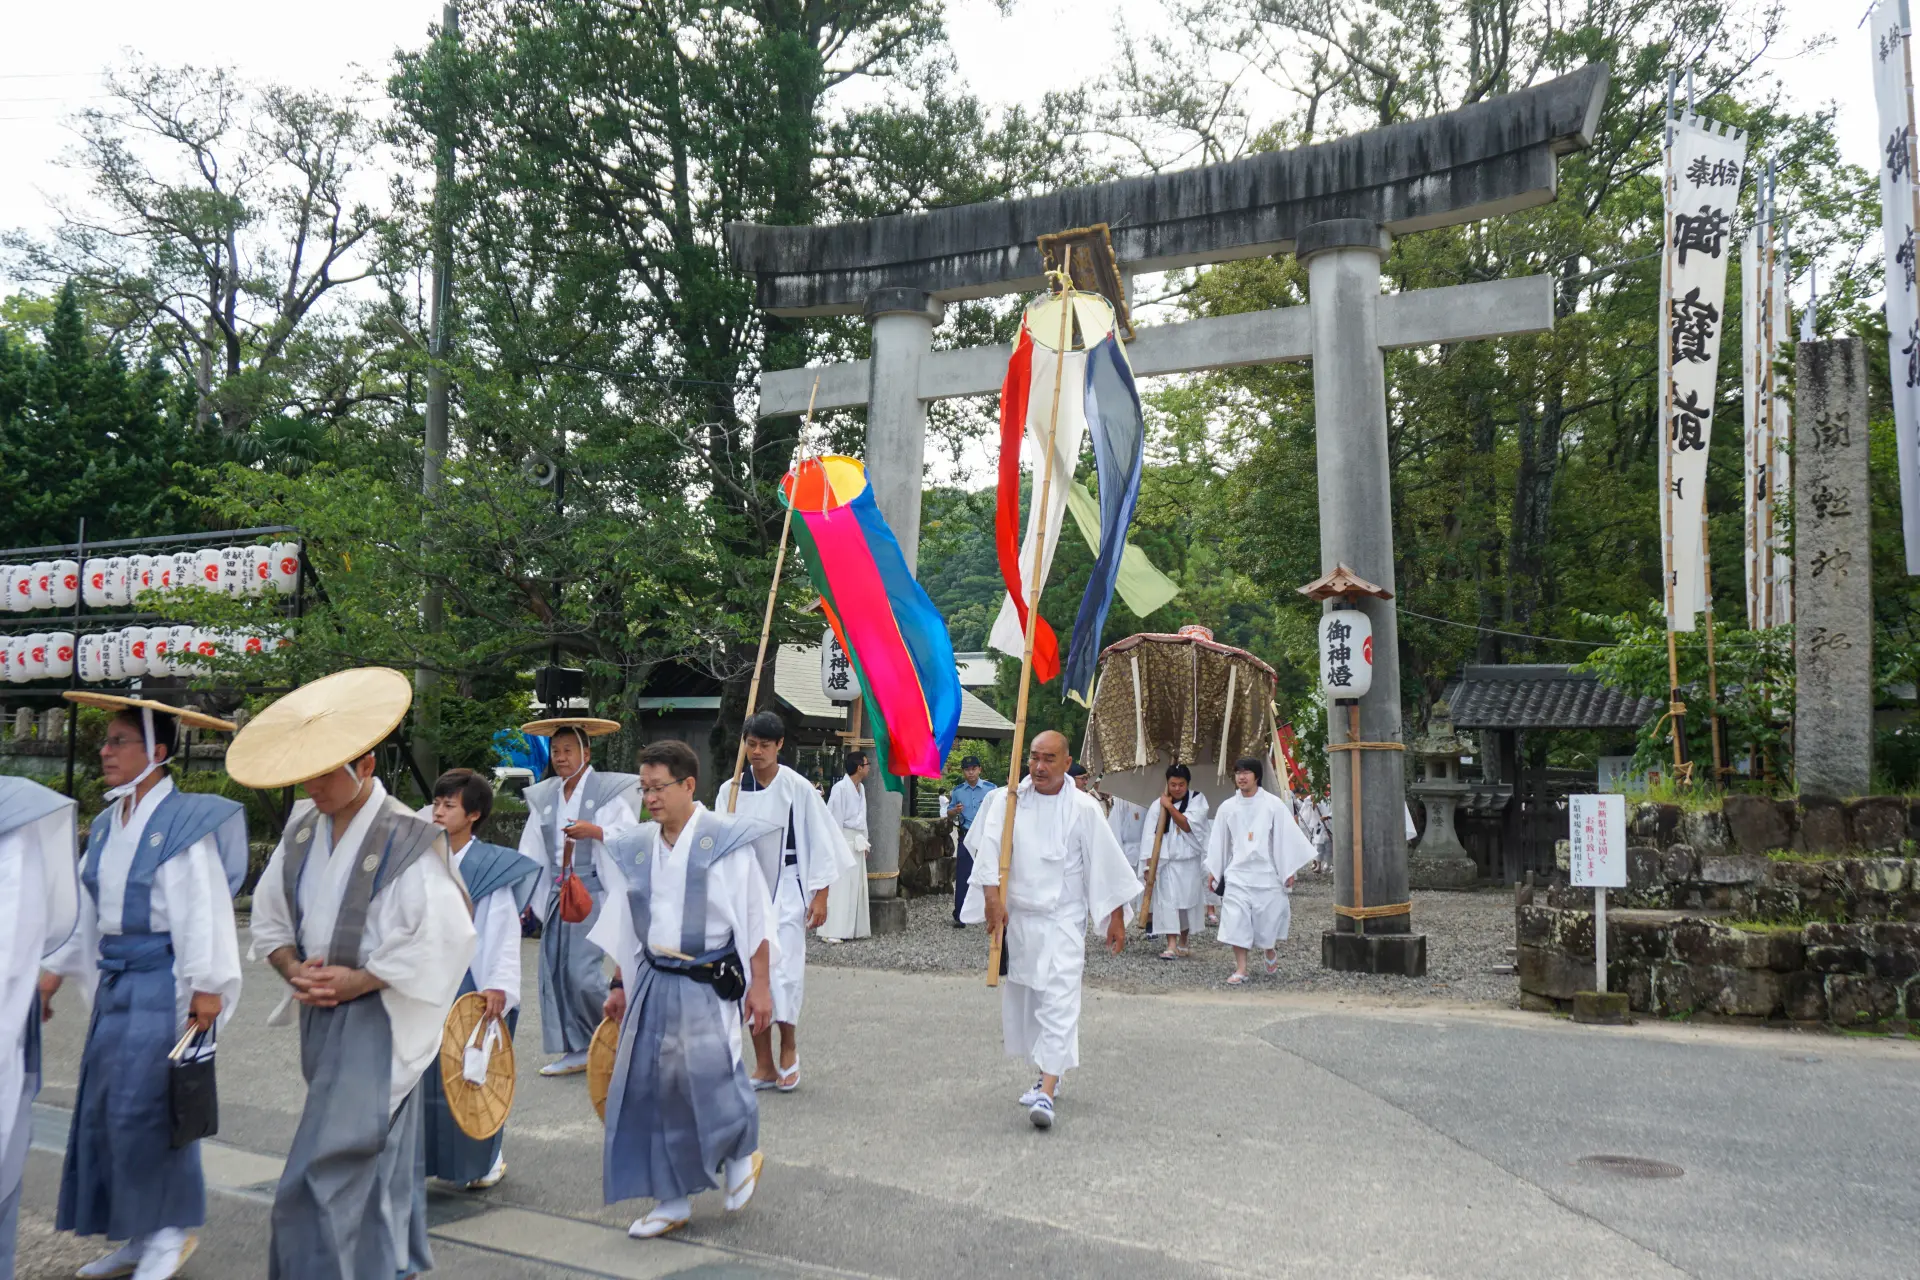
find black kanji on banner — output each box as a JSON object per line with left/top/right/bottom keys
{"left": 1673, "top": 206, "right": 1731, "bottom": 265}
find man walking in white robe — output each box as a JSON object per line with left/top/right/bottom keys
{"left": 1140, "top": 764, "right": 1209, "bottom": 959}
{"left": 961, "top": 731, "right": 1140, "bottom": 1130}
{"left": 714, "top": 712, "right": 845, "bottom": 1092}
{"left": 1206, "top": 756, "right": 1317, "bottom": 984}
{"left": 1, "top": 777, "right": 78, "bottom": 1280}
{"left": 229, "top": 667, "right": 476, "bottom": 1280}
{"left": 821, "top": 753, "right": 871, "bottom": 942}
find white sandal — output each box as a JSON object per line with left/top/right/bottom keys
{"left": 775, "top": 1058, "right": 800, "bottom": 1093}
{"left": 629, "top": 1200, "right": 690, "bottom": 1238}
{"left": 725, "top": 1150, "right": 764, "bottom": 1212}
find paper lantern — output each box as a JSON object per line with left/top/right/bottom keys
{"left": 819, "top": 627, "right": 861, "bottom": 703}
{"left": 1318, "top": 609, "right": 1373, "bottom": 700}
{"left": 76, "top": 634, "right": 105, "bottom": 683}
{"left": 18, "top": 634, "right": 48, "bottom": 680}
{"left": 270, "top": 541, "right": 301, "bottom": 595}
{"left": 246, "top": 545, "right": 272, "bottom": 597}
{"left": 27, "top": 563, "right": 53, "bottom": 610}
{"left": 102, "top": 557, "right": 130, "bottom": 607}
{"left": 52, "top": 559, "right": 78, "bottom": 608}
{"left": 46, "top": 631, "right": 74, "bottom": 679}
{"left": 121, "top": 626, "right": 150, "bottom": 678}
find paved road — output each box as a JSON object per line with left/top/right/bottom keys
{"left": 18, "top": 933, "right": 1919, "bottom": 1278}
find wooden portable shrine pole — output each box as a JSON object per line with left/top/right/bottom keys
{"left": 728, "top": 376, "right": 820, "bottom": 813}
{"left": 987, "top": 268, "right": 1078, "bottom": 987}
{"left": 1138, "top": 805, "right": 1170, "bottom": 933}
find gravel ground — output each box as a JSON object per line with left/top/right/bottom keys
{"left": 808, "top": 871, "right": 1520, "bottom": 1005}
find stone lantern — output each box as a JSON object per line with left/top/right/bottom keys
{"left": 1407, "top": 706, "right": 1478, "bottom": 889}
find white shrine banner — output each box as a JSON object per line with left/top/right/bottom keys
{"left": 1741, "top": 221, "right": 1792, "bottom": 629}
{"left": 1659, "top": 112, "right": 1746, "bottom": 631}
{"left": 1872, "top": 1, "right": 1920, "bottom": 573}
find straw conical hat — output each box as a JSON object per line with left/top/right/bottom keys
{"left": 439, "top": 992, "right": 516, "bottom": 1140}
{"left": 63, "top": 691, "right": 236, "bottom": 733}
{"left": 587, "top": 1017, "right": 620, "bottom": 1122}
{"left": 521, "top": 717, "right": 621, "bottom": 739}
{"left": 225, "top": 667, "right": 412, "bottom": 789}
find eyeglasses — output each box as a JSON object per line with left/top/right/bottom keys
{"left": 102, "top": 735, "right": 147, "bottom": 750}
{"left": 639, "top": 780, "right": 690, "bottom": 798}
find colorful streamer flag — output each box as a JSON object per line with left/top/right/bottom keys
{"left": 1872, "top": 2, "right": 1920, "bottom": 573}
{"left": 783, "top": 455, "right": 961, "bottom": 790}
{"left": 1065, "top": 480, "right": 1179, "bottom": 618}
{"left": 990, "top": 293, "right": 1147, "bottom": 704}
{"left": 1658, "top": 108, "right": 1745, "bottom": 631}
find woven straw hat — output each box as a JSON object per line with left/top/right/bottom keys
{"left": 63, "top": 690, "right": 236, "bottom": 733}
{"left": 438, "top": 992, "right": 516, "bottom": 1140}
{"left": 587, "top": 1017, "right": 620, "bottom": 1121}
{"left": 224, "top": 666, "right": 412, "bottom": 789}
{"left": 521, "top": 717, "right": 621, "bottom": 739}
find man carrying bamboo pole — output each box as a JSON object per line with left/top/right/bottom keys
{"left": 959, "top": 730, "right": 1139, "bottom": 1130}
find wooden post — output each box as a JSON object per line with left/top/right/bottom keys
{"left": 1700, "top": 514, "right": 1726, "bottom": 781}
{"left": 1138, "top": 804, "right": 1170, "bottom": 933}
{"left": 1347, "top": 700, "right": 1365, "bottom": 934}
{"left": 727, "top": 377, "right": 820, "bottom": 813}
{"left": 987, "top": 273, "right": 1077, "bottom": 987}
{"left": 1594, "top": 886, "right": 1609, "bottom": 994}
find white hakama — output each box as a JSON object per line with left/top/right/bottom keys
{"left": 716, "top": 766, "right": 846, "bottom": 1025}
{"left": 960, "top": 782, "right": 1140, "bottom": 1078}
{"left": 1140, "top": 791, "right": 1209, "bottom": 937}
{"left": 821, "top": 775, "right": 870, "bottom": 941}
{"left": 1206, "top": 789, "right": 1317, "bottom": 951}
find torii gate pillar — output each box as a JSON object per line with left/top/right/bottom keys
{"left": 1300, "top": 219, "right": 1421, "bottom": 975}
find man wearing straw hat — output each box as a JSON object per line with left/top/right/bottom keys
{"left": 2, "top": 776, "right": 79, "bottom": 1280}
{"left": 713, "top": 710, "right": 847, "bottom": 1093}
{"left": 961, "top": 730, "right": 1140, "bottom": 1130}
{"left": 229, "top": 667, "right": 476, "bottom": 1280}
{"left": 590, "top": 739, "right": 775, "bottom": 1239}
{"left": 422, "top": 768, "right": 541, "bottom": 1191}
{"left": 514, "top": 717, "right": 639, "bottom": 1077}
{"left": 40, "top": 693, "right": 247, "bottom": 1280}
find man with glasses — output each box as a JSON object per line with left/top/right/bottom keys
{"left": 592, "top": 740, "right": 775, "bottom": 1240}
{"left": 515, "top": 717, "right": 640, "bottom": 1077}
{"left": 40, "top": 694, "right": 247, "bottom": 1280}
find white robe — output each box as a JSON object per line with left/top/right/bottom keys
{"left": 249, "top": 780, "right": 477, "bottom": 1115}
{"left": 1138, "top": 790, "right": 1210, "bottom": 937}
{"left": 1, "top": 795, "right": 76, "bottom": 1195}
{"left": 1205, "top": 789, "right": 1318, "bottom": 951}
{"left": 46, "top": 777, "right": 242, "bottom": 1032}
{"left": 517, "top": 766, "right": 639, "bottom": 917}
{"left": 960, "top": 781, "right": 1141, "bottom": 1078}
{"left": 821, "top": 776, "right": 870, "bottom": 941}
{"left": 450, "top": 839, "right": 523, "bottom": 1012}
{"left": 714, "top": 766, "right": 847, "bottom": 1024}
{"left": 587, "top": 806, "right": 775, "bottom": 1065}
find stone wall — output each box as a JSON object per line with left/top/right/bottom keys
{"left": 898, "top": 815, "right": 957, "bottom": 898}
{"left": 1517, "top": 796, "right": 1920, "bottom": 1029}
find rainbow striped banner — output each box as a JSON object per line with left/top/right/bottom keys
{"left": 783, "top": 456, "right": 961, "bottom": 788}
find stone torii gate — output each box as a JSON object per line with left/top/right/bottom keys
{"left": 725, "top": 65, "right": 1609, "bottom": 970}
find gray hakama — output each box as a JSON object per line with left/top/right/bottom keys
{"left": 422, "top": 840, "right": 539, "bottom": 1184}
{"left": 602, "top": 818, "right": 762, "bottom": 1205}
{"left": 522, "top": 772, "right": 636, "bottom": 1054}
{"left": 56, "top": 792, "right": 245, "bottom": 1243}
{"left": 267, "top": 805, "right": 440, "bottom": 1280}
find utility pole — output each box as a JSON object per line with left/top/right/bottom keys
{"left": 416, "top": 1, "right": 459, "bottom": 789}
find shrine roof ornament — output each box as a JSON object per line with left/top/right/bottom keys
{"left": 724, "top": 65, "right": 1609, "bottom": 316}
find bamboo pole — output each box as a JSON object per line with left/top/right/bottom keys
{"left": 1348, "top": 701, "right": 1365, "bottom": 934}
{"left": 987, "top": 271, "right": 1077, "bottom": 987}
{"left": 1701, "top": 514, "right": 1726, "bottom": 781}
{"left": 1658, "top": 76, "right": 1690, "bottom": 783}
{"left": 728, "top": 376, "right": 820, "bottom": 813}
{"left": 1138, "top": 804, "right": 1170, "bottom": 933}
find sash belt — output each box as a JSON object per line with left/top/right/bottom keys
{"left": 97, "top": 932, "right": 174, "bottom": 982}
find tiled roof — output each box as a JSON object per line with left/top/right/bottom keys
{"left": 1440, "top": 664, "right": 1661, "bottom": 730}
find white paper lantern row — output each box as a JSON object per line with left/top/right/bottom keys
{"left": 0, "top": 541, "right": 301, "bottom": 613}
{"left": 2, "top": 626, "right": 285, "bottom": 684}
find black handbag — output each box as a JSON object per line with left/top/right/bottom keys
{"left": 167, "top": 1026, "right": 219, "bottom": 1148}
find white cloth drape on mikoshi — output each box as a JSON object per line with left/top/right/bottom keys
{"left": 1872, "top": 2, "right": 1920, "bottom": 572}
{"left": 959, "top": 781, "right": 1141, "bottom": 1078}
{"left": 1205, "top": 789, "right": 1317, "bottom": 951}
{"left": 46, "top": 777, "right": 243, "bottom": 1030}
{"left": 1742, "top": 215, "right": 1793, "bottom": 629}
{"left": 1658, "top": 112, "right": 1747, "bottom": 629}
{"left": 821, "top": 775, "right": 870, "bottom": 940}
{"left": 714, "top": 766, "right": 848, "bottom": 1024}
{"left": 988, "top": 296, "right": 1114, "bottom": 662}
{"left": 250, "top": 781, "right": 478, "bottom": 1115}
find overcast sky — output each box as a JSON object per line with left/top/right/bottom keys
{"left": 0, "top": 0, "right": 1872, "bottom": 292}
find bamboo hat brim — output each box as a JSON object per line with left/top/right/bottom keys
{"left": 439, "top": 992, "right": 516, "bottom": 1140}
{"left": 521, "top": 717, "right": 621, "bottom": 739}
{"left": 588, "top": 1017, "right": 620, "bottom": 1122}
{"left": 224, "top": 666, "right": 413, "bottom": 789}
{"left": 62, "top": 691, "right": 237, "bottom": 733}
